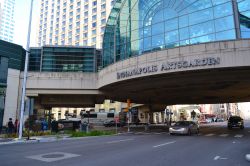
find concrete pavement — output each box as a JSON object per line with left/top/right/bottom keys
{"left": 0, "top": 124, "right": 249, "bottom": 166}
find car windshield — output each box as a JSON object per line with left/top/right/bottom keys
{"left": 174, "top": 121, "right": 191, "bottom": 126}
{"left": 229, "top": 116, "right": 242, "bottom": 122}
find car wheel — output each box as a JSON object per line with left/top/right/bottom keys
{"left": 170, "top": 133, "right": 174, "bottom": 135}
{"left": 240, "top": 126, "right": 244, "bottom": 129}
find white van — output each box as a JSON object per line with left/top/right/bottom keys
{"left": 80, "top": 112, "right": 119, "bottom": 125}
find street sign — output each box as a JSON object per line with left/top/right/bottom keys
{"left": 115, "top": 117, "right": 119, "bottom": 123}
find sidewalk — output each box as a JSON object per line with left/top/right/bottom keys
{"left": 0, "top": 134, "right": 71, "bottom": 146}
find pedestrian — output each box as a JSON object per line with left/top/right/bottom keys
{"left": 7, "top": 118, "right": 14, "bottom": 134}
{"left": 14, "top": 119, "right": 19, "bottom": 133}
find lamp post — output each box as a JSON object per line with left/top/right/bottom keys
{"left": 18, "top": 0, "right": 34, "bottom": 140}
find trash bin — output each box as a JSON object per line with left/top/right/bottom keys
{"left": 51, "top": 120, "right": 58, "bottom": 133}
{"left": 81, "top": 122, "right": 89, "bottom": 132}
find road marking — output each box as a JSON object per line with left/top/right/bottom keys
{"left": 219, "top": 134, "right": 229, "bottom": 137}
{"left": 153, "top": 141, "right": 176, "bottom": 148}
{"left": 26, "top": 152, "right": 80, "bottom": 162}
{"left": 214, "top": 156, "right": 228, "bottom": 161}
{"left": 154, "top": 133, "right": 162, "bottom": 135}
{"left": 245, "top": 154, "right": 250, "bottom": 161}
{"left": 234, "top": 134, "right": 243, "bottom": 138}
{"left": 214, "top": 156, "right": 220, "bottom": 160}
{"left": 107, "top": 139, "right": 134, "bottom": 144}
{"left": 205, "top": 133, "right": 215, "bottom": 137}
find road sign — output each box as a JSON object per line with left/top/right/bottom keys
{"left": 115, "top": 117, "right": 119, "bottom": 123}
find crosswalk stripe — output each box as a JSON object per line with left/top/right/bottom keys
{"left": 219, "top": 134, "right": 229, "bottom": 137}
{"left": 205, "top": 133, "right": 215, "bottom": 137}
{"left": 234, "top": 134, "right": 243, "bottom": 138}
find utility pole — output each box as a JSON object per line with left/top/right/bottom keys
{"left": 18, "top": 0, "right": 34, "bottom": 140}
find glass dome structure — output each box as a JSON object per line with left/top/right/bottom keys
{"left": 103, "top": 0, "right": 250, "bottom": 67}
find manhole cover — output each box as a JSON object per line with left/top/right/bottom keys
{"left": 42, "top": 154, "right": 64, "bottom": 158}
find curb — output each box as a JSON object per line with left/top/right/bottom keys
{"left": 246, "top": 154, "right": 250, "bottom": 162}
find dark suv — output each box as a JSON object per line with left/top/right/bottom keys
{"left": 228, "top": 116, "right": 244, "bottom": 129}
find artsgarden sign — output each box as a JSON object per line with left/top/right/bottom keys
{"left": 117, "top": 57, "right": 221, "bottom": 80}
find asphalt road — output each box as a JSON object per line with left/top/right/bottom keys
{"left": 0, "top": 122, "right": 250, "bottom": 166}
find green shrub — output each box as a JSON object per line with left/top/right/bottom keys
{"left": 71, "top": 130, "right": 114, "bottom": 137}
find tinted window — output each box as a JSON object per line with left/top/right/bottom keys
{"left": 175, "top": 121, "right": 190, "bottom": 126}
{"left": 229, "top": 116, "right": 242, "bottom": 122}
{"left": 107, "top": 113, "right": 114, "bottom": 118}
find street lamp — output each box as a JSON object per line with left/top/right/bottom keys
{"left": 18, "top": 0, "right": 34, "bottom": 140}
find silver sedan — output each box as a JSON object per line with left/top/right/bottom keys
{"left": 169, "top": 121, "right": 199, "bottom": 135}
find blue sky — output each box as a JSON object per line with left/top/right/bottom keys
{"left": 14, "top": 0, "right": 40, "bottom": 47}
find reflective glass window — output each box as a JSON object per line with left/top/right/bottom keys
{"left": 165, "top": 30, "right": 179, "bottom": 44}
{"left": 152, "top": 34, "right": 164, "bottom": 47}
{"left": 215, "top": 16, "right": 234, "bottom": 32}
{"left": 212, "top": 0, "right": 230, "bottom": 6}
{"left": 214, "top": 2, "right": 233, "bottom": 18}
{"left": 216, "top": 29, "right": 236, "bottom": 40}
{"left": 179, "top": 15, "right": 189, "bottom": 28}
{"left": 190, "top": 34, "right": 215, "bottom": 44}
{"left": 189, "top": 8, "right": 213, "bottom": 25}
{"left": 179, "top": 27, "right": 189, "bottom": 40}
{"left": 165, "top": 18, "right": 178, "bottom": 32}
{"left": 102, "top": 0, "right": 237, "bottom": 67}
{"left": 189, "top": 21, "right": 214, "bottom": 38}
{"left": 152, "top": 22, "right": 164, "bottom": 35}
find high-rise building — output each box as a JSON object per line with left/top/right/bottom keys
{"left": 37, "top": 0, "right": 115, "bottom": 48}
{"left": 0, "top": 0, "right": 15, "bottom": 42}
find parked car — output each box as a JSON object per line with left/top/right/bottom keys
{"left": 215, "top": 118, "right": 224, "bottom": 122}
{"left": 169, "top": 121, "right": 199, "bottom": 135}
{"left": 227, "top": 116, "right": 244, "bottom": 129}
{"left": 103, "top": 120, "right": 122, "bottom": 127}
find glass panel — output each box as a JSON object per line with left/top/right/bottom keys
{"left": 152, "top": 9, "right": 164, "bottom": 24}
{"left": 238, "top": 0, "right": 250, "bottom": 12}
{"left": 165, "top": 18, "right": 178, "bottom": 32}
{"left": 212, "top": 0, "right": 230, "bottom": 6}
{"left": 189, "top": 8, "right": 213, "bottom": 25}
{"left": 143, "top": 37, "right": 151, "bottom": 51}
{"left": 152, "top": 34, "right": 165, "bottom": 48}
{"left": 152, "top": 22, "right": 165, "bottom": 35}
{"left": 163, "top": 8, "right": 178, "bottom": 20}
{"left": 179, "top": 15, "right": 189, "bottom": 28}
{"left": 215, "top": 16, "right": 234, "bottom": 32}
{"left": 214, "top": 2, "right": 233, "bottom": 19}
{"left": 143, "top": 26, "right": 151, "bottom": 38}
{"left": 239, "top": 10, "right": 250, "bottom": 38}
{"left": 179, "top": 27, "right": 189, "bottom": 40}
{"left": 216, "top": 29, "right": 236, "bottom": 40}
{"left": 180, "top": 40, "right": 190, "bottom": 46}
{"left": 165, "top": 30, "right": 179, "bottom": 44}
{"left": 190, "top": 34, "right": 215, "bottom": 44}
{"left": 189, "top": 21, "right": 214, "bottom": 38}
{"left": 241, "top": 31, "right": 250, "bottom": 38}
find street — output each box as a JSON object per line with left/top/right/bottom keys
{"left": 0, "top": 121, "right": 250, "bottom": 166}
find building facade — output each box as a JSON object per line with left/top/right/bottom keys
{"left": 29, "top": 46, "right": 101, "bottom": 72}
{"left": 0, "top": 39, "right": 25, "bottom": 130}
{"left": 37, "top": 0, "right": 115, "bottom": 48}
{"left": 103, "top": 0, "right": 250, "bottom": 67}
{"left": 0, "top": 0, "right": 15, "bottom": 42}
